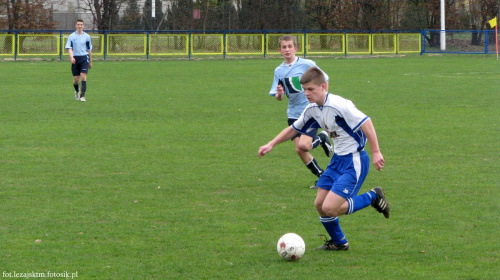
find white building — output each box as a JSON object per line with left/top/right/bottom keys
{"left": 51, "top": 0, "right": 174, "bottom": 30}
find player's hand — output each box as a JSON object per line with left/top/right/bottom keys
{"left": 71, "top": 57, "right": 76, "bottom": 64}
{"left": 258, "top": 144, "right": 273, "bottom": 158}
{"left": 372, "top": 151, "right": 385, "bottom": 171}
{"left": 276, "top": 85, "right": 284, "bottom": 101}
{"left": 89, "top": 62, "right": 92, "bottom": 69}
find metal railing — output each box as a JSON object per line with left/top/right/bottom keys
{"left": 0, "top": 29, "right": 497, "bottom": 60}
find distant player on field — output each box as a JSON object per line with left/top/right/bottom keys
{"left": 269, "top": 35, "right": 333, "bottom": 187}
{"left": 259, "top": 67, "right": 390, "bottom": 251}
{"left": 65, "top": 19, "right": 92, "bottom": 102}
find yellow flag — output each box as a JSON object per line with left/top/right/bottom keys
{"left": 489, "top": 17, "right": 497, "bottom": 28}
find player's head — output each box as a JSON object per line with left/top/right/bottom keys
{"left": 278, "top": 35, "right": 298, "bottom": 62}
{"left": 278, "top": 35, "right": 297, "bottom": 48}
{"left": 300, "top": 67, "right": 326, "bottom": 86}
{"left": 75, "top": 19, "right": 84, "bottom": 30}
{"left": 300, "top": 67, "right": 327, "bottom": 105}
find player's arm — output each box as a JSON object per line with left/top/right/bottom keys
{"left": 87, "top": 37, "right": 92, "bottom": 69}
{"left": 258, "top": 126, "right": 298, "bottom": 158}
{"left": 360, "top": 119, "right": 384, "bottom": 171}
{"left": 270, "top": 71, "right": 284, "bottom": 101}
{"left": 68, "top": 48, "right": 75, "bottom": 64}
{"left": 88, "top": 50, "right": 92, "bottom": 69}
{"left": 276, "top": 80, "right": 284, "bottom": 101}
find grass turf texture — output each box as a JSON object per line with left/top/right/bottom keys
{"left": 0, "top": 56, "right": 498, "bottom": 279}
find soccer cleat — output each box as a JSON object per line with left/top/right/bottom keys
{"left": 316, "top": 236, "right": 349, "bottom": 251}
{"left": 79, "top": 96, "right": 86, "bottom": 102}
{"left": 319, "top": 131, "right": 333, "bottom": 157}
{"left": 74, "top": 91, "right": 80, "bottom": 100}
{"left": 371, "top": 186, "right": 390, "bottom": 218}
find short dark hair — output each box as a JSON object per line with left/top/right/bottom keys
{"left": 278, "top": 35, "right": 297, "bottom": 48}
{"left": 300, "top": 67, "right": 326, "bottom": 86}
{"left": 76, "top": 19, "right": 84, "bottom": 24}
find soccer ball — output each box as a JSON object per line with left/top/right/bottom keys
{"left": 277, "top": 233, "right": 305, "bottom": 261}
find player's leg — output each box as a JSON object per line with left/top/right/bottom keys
{"left": 79, "top": 57, "right": 89, "bottom": 101}
{"left": 314, "top": 188, "right": 349, "bottom": 250}
{"left": 294, "top": 136, "right": 323, "bottom": 177}
{"left": 318, "top": 131, "right": 333, "bottom": 157}
{"left": 80, "top": 72, "right": 87, "bottom": 101}
{"left": 299, "top": 127, "right": 333, "bottom": 158}
{"left": 72, "top": 63, "right": 81, "bottom": 100}
{"left": 332, "top": 151, "right": 390, "bottom": 218}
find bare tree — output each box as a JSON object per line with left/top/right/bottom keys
{"left": 0, "top": 0, "right": 56, "bottom": 30}
{"left": 81, "top": 0, "right": 123, "bottom": 31}
{"left": 467, "top": 0, "right": 499, "bottom": 45}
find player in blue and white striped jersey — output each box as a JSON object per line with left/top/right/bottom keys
{"left": 65, "top": 19, "right": 92, "bottom": 102}
{"left": 269, "top": 35, "right": 333, "bottom": 186}
{"left": 259, "top": 67, "right": 390, "bottom": 251}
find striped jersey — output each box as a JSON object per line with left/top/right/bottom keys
{"left": 292, "top": 93, "right": 370, "bottom": 155}
{"left": 65, "top": 32, "right": 92, "bottom": 56}
{"left": 269, "top": 57, "right": 329, "bottom": 119}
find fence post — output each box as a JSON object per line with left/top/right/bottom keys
{"left": 59, "top": 31, "right": 63, "bottom": 61}
{"left": 263, "top": 30, "right": 267, "bottom": 58}
{"left": 370, "top": 30, "right": 373, "bottom": 56}
{"left": 223, "top": 31, "right": 226, "bottom": 59}
{"left": 396, "top": 30, "right": 399, "bottom": 55}
{"left": 484, "top": 30, "right": 489, "bottom": 54}
{"left": 104, "top": 31, "right": 107, "bottom": 60}
{"left": 420, "top": 30, "right": 425, "bottom": 56}
{"left": 303, "top": 30, "right": 307, "bottom": 58}
{"left": 188, "top": 31, "right": 192, "bottom": 60}
{"left": 146, "top": 31, "right": 150, "bottom": 60}
{"left": 14, "top": 31, "right": 17, "bottom": 61}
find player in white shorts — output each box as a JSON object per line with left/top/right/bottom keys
{"left": 259, "top": 67, "right": 390, "bottom": 250}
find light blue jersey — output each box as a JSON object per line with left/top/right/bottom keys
{"left": 65, "top": 32, "right": 92, "bottom": 56}
{"left": 270, "top": 58, "right": 329, "bottom": 119}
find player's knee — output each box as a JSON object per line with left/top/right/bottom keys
{"left": 314, "top": 201, "right": 323, "bottom": 214}
{"left": 297, "top": 142, "right": 311, "bottom": 152}
{"left": 295, "top": 146, "right": 304, "bottom": 155}
{"left": 295, "top": 144, "right": 310, "bottom": 154}
{"left": 322, "top": 205, "right": 341, "bottom": 217}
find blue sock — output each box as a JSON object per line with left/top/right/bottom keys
{"left": 311, "top": 135, "right": 320, "bottom": 149}
{"left": 346, "top": 191, "right": 376, "bottom": 215}
{"left": 320, "top": 216, "right": 347, "bottom": 244}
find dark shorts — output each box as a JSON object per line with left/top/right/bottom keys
{"left": 288, "top": 118, "right": 318, "bottom": 140}
{"left": 71, "top": 55, "right": 90, "bottom": 76}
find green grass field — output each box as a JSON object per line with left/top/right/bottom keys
{"left": 1, "top": 55, "right": 499, "bottom": 279}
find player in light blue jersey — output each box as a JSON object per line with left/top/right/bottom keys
{"left": 65, "top": 19, "right": 92, "bottom": 102}
{"left": 269, "top": 35, "right": 333, "bottom": 187}
{"left": 259, "top": 67, "right": 390, "bottom": 251}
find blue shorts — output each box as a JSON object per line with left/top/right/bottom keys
{"left": 71, "top": 55, "right": 90, "bottom": 76}
{"left": 316, "top": 150, "right": 370, "bottom": 199}
{"left": 288, "top": 118, "right": 318, "bottom": 140}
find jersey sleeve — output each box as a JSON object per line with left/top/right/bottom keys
{"left": 87, "top": 35, "right": 93, "bottom": 51}
{"left": 338, "top": 99, "right": 369, "bottom": 132}
{"left": 65, "top": 34, "right": 73, "bottom": 49}
{"left": 291, "top": 106, "right": 321, "bottom": 133}
{"left": 269, "top": 69, "right": 280, "bottom": 96}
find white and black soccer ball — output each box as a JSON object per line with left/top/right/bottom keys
{"left": 277, "top": 233, "right": 305, "bottom": 261}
